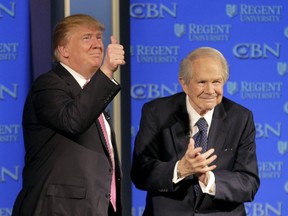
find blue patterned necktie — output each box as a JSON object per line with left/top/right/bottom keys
{"left": 193, "top": 117, "right": 208, "bottom": 196}
{"left": 193, "top": 117, "right": 208, "bottom": 153}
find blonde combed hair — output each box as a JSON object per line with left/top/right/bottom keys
{"left": 52, "top": 14, "right": 105, "bottom": 62}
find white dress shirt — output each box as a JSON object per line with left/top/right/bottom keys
{"left": 172, "top": 95, "right": 216, "bottom": 195}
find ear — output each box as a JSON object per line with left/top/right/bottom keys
{"left": 179, "top": 77, "right": 188, "bottom": 94}
{"left": 57, "top": 45, "right": 69, "bottom": 58}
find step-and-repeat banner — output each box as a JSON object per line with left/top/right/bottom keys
{"left": 130, "top": 1, "right": 288, "bottom": 216}
{"left": 1, "top": 1, "right": 288, "bottom": 215}
{"left": 0, "top": 1, "right": 30, "bottom": 213}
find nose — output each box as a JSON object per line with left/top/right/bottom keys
{"left": 91, "top": 37, "right": 101, "bottom": 48}
{"left": 204, "top": 83, "right": 215, "bottom": 94}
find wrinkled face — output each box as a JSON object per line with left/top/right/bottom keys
{"left": 180, "top": 57, "right": 225, "bottom": 116}
{"left": 58, "top": 25, "right": 104, "bottom": 78}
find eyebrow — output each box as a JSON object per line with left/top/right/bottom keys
{"left": 81, "top": 31, "right": 103, "bottom": 36}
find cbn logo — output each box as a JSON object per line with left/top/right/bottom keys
{"left": 245, "top": 202, "right": 283, "bottom": 216}
{"left": 0, "top": 83, "right": 18, "bottom": 100}
{"left": 233, "top": 43, "right": 280, "bottom": 59}
{"left": 0, "top": 2, "right": 16, "bottom": 17}
{"left": 0, "top": 166, "right": 20, "bottom": 182}
{"left": 131, "top": 83, "right": 180, "bottom": 99}
{"left": 130, "top": 3, "right": 177, "bottom": 18}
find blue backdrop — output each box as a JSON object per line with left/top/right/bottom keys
{"left": 130, "top": 1, "right": 288, "bottom": 216}
{"left": 1, "top": 1, "right": 288, "bottom": 216}
{"left": 0, "top": 0, "right": 115, "bottom": 213}
{"left": 0, "top": 0, "right": 30, "bottom": 213}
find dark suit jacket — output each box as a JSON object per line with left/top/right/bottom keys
{"left": 131, "top": 92, "right": 260, "bottom": 216}
{"left": 12, "top": 64, "right": 122, "bottom": 216}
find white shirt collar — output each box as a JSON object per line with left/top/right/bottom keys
{"left": 60, "top": 62, "right": 88, "bottom": 88}
{"left": 185, "top": 95, "right": 214, "bottom": 136}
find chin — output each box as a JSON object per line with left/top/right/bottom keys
{"left": 92, "top": 63, "right": 101, "bottom": 68}
{"left": 203, "top": 104, "right": 217, "bottom": 111}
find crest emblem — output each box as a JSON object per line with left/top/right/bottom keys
{"left": 278, "top": 141, "right": 288, "bottom": 155}
{"left": 226, "top": 4, "right": 237, "bottom": 18}
{"left": 226, "top": 81, "right": 238, "bottom": 95}
{"left": 284, "top": 102, "right": 288, "bottom": 115}
{"left": 174, "top": 24, "right": 186, "bottom": 38}
{"left": 277, "top": 62, "right": 288, "bottom": 76}
{"left": 284, "top": 27, "right": 288, "bottom": 39}
{"left": 130, "top": 45, "right": 134, "bottom": 57}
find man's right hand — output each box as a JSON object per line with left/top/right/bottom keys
{"left": 100, "top": 35, "right": 125, "bottom": 79}
{"left": 178, "top": 138, "right": 217, "bottom": 178}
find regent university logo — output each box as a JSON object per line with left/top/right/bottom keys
{"left": 278, "top": 141, "right": 288, "bottom": 155}
{"left": 174, "top": 24, "right": 186, "bottom": 38}
{"left": 277, "top": 62, "right": 288, "bottom": 76}
{"left": 226, "top": 4, "right": 237, "bottom": 18}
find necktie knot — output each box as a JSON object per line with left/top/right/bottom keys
{"left": 195, "top": 118, "right": 208, "bottom": 132}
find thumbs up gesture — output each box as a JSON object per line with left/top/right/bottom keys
{"left": 101, "top": 35, "right": 125, "bottom": 78}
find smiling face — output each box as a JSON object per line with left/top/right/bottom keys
{"left": 180, "top": 57, "right": 225, "bottom": 116}
{"left": 57, "top": 25, "right": 104, "bottom": 78}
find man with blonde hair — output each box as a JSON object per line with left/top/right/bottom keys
{"left": 12, "top": 14, "right": 125, "bottom": 216}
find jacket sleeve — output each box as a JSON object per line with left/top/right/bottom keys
{"left": 131, "top": 102, "right": 180, "bottom": 192}
{"left": 31, "top": 70, "right": 120, "bottom": 134}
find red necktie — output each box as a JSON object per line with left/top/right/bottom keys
{"left": 98, "top": 113, "right": 117, "bottom": 211}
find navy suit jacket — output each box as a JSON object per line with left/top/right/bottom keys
{"left": 12, "top": 64, "right": 122, "bottom": 216}
{"left": 131, "top": 92, "right": 260, "bottom": 216}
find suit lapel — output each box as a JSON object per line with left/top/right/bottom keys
{"left": 170, "top": 94, "right": 230, "bottom": 162}
{"left": 168, "top": 97, "right": 231, "bottom": 206}
{"left": 207, "top": 102, "right": 228, "bottom": 165}
{"left": 55, "top": 63, "right": 82, "bottom": 97}
{"left": 170, "top": 96, "right": 191, "bottom": 160}
{"left": 194, "top": 103, "right": 229, "bottom": 206}
{"left": 55, "top": 64, "right": 114, "bottom": 163}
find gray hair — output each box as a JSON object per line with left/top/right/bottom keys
{"left": 178, "top": 47, "right": 229, "bottom": 84}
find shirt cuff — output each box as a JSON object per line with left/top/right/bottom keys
{"left": 172, "top": 161, "right": 185, "bottom": 183}
{"left": 199, "top": 171, "right": 216, "bottom": 195}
